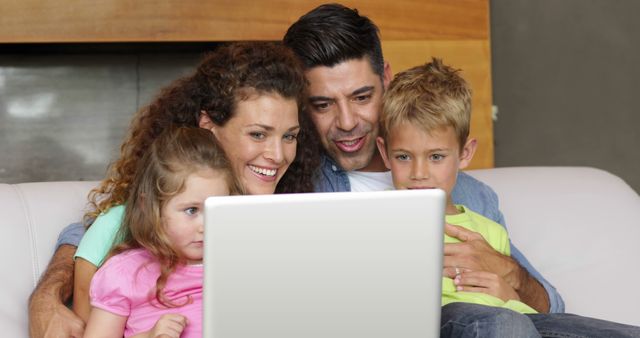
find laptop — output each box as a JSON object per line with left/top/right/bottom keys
{"left": 203, "top": 189, "right": 445, "bottom": 338}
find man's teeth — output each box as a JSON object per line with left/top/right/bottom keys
{"left": 249, "top": 165, "right": 276, "bottom": 177}
{"left": 341, "top": 139, "right": 359, "bottom": 146}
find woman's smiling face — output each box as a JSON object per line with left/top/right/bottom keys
{"left": 211, "top": 93, "right": 299, "bottom": 195}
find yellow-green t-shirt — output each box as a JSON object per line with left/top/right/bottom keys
{"left": 443, "top": 205, "right": 537, "bottom": 314}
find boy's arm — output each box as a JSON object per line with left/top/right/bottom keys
{"left": 29, "top": 244, "right": 85, "bottom": 338}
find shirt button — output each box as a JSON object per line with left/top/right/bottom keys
{"left": 331, "top": 165, "right": 338, "bottom": 171}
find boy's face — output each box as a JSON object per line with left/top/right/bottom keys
{"left": 376, "top": 123, "right": 476, "bottom": 203}
{"left": 304, "top": 57, "right": 391, "bottom": 172}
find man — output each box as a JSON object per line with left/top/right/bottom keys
{"left": 283, "top": 3, "right": 557, "bottom": 314}
{"left": 283, "top": 4, "right": 640, "bottom": 338}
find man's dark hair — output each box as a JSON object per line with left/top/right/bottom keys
{"left": 283, "top": 3, "right": 384, "bottom": 78}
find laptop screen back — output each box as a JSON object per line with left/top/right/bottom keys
{"left": 203, "top": 189, "right": 445, "bottom": 338}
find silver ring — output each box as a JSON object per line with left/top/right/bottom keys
{"left": 454, "top": 266, "right": 461, "bottom": 276}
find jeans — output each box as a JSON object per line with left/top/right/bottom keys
{"left": 441, "top": 302, "right": 640, "bottom": 338}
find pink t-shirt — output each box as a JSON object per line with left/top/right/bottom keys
{"left": 90, "top": 248, "right": 202, "bottom": 338}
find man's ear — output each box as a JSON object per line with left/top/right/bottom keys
{"left": 458, "top": 138, "right": 477, "bottom": 170}
{"left": 198, "top": 111, "right": 218, "bottom": 136}
{"left": 376, "top": 136, "right": 392, "bottom": 170}
{"left": 382, "top": 61, "right": 392, "bottom": 90}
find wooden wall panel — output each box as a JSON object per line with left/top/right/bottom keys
{"left": 0, "top": 0, "right": 487, "bottom": 42}
{"left": 0, "top": 0, "right": 493, "bottom": 167}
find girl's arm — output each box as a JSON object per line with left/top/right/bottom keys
{"left": 128, "top": 314, "right": 188, "bottom": 338}
{"left": 83, "top": 307, "right": 126, "bottom": 338}
{"left": 72, "top": 258, "right": 98, "bottom": 321}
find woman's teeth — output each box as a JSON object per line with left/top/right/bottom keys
{"left": 249, "top": 165, "right": 276, "bottom": 177}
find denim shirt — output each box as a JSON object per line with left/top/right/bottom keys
{"left": 315, "top": 155, "right": 565, "bottom": 313}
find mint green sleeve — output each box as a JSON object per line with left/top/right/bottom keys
{"left": 74, "top": 205, "right": 126, "bottom": 267}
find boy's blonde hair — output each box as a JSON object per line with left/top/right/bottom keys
{"left": 380, "top": 58, "right": 472, "bottom": 149}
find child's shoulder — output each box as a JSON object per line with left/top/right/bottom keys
{"left": 100, "top": 248, "right": 155, "bottom": 273}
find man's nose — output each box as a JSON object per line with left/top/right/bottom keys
{"left": 336, "top": 101, "right": 358, "bottom": 131}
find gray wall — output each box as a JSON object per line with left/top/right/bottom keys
{"left": 0, "top": 51, "right": 201, "bottom": 183}
{"left": 491, "top": 0, "right": 640, "bottom": 193}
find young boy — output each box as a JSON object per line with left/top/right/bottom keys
{"left": 375, "top": 58, "right": 536, "bottom": 315}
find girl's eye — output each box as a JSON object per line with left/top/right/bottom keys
{"left": 184, "top": 207, "right": 198, "bottom": 215}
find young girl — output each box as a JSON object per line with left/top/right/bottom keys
{"left": 83, "top": 127, "right": 241, "bottom": 338}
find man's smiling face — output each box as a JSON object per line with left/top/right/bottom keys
{"left": 304, "top": 57, "right": 389, "bottom": 171}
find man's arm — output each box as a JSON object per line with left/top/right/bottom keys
{"left": 443, "top": 223, "right": 550, "bottom": 313}
{"left": 29, "top": 244, "right": 85, "bottom": 338}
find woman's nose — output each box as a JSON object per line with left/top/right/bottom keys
{"left": 265, "top": 139, "right": 284, "bottom": 164}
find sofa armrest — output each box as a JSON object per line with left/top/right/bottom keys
{"left": 466, "top": 167, "right": 640, "bottom": 326}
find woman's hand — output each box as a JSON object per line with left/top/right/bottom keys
{"left": 454, "top": 270, "right": 520, "bottom": 302}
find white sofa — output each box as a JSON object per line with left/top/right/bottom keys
{"left": 2, "top": 166, "right": 639, "bottom": 336}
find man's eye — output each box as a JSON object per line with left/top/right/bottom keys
{"left": 312, "top": 102, "right": 330, "bottom": 110}
{"left": 354, "top": 94, "right": 371, "bottom": 102}
{"left": 184, "top": 207, "right": 198, "bottom": 215}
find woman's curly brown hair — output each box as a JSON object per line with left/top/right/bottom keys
{"left": 85, "top": 42, "right": 321, "bottom": 224}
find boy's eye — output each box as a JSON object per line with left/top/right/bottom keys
{"left": 395, "top": 154, "right": 410, "bottom": 161}
{"left": 430, "top": 154, "right": 445, "bottom": 161}
{"left": 184, "top": 207, "right": 198, "bottom": 215}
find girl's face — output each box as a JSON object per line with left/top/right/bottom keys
{"left": 161, "top": 168, "right": 230, "bottom": 264}
{"left": 210, "top": 93, "right": 299, "bottom": 195}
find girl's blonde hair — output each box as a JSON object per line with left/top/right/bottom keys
{"left": 111, "top": 126, "right": 241, "bottom": 307}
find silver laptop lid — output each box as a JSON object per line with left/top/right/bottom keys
{"left": 203, "top": 189, "right": 445, "bottom": 338}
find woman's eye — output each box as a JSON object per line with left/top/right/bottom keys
{"left": 283, "top": 133, "right": 298, "bottom": 142}
{"left": 184, "top": 207, "right": 198, "bottom": 215}
{"left": 250, "top": 132, "right": 266, "bottom": 140}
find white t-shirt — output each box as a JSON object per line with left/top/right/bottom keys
{"left": 347, "top": 170, "right": 394, "bottom": 192}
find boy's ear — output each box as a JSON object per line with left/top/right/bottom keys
{"left": 458, "top": 138, "right": 477, "bottom": 170}
{"left": 375, "top": 136, "right": 392, "bottom": 170}
{"left": 382, "top": 61, "right": 392, "bottom": 90}
{"left": 199, "top": 111, "right": 219, "bottom": 136}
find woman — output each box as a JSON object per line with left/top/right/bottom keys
{"left": 72, "top": 41, "right": 320, "bottom": 321}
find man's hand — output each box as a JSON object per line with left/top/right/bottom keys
{"left": 29, "top": 244, "right": 85, "bottom": 338}
{"left": 443, "top": 223, "right": 550, "bottom": 312}
{"left": 29, "top": 295, "right": 84, "bottom": 338}
{"left": 453, "top": 270, "right": 520, "bottom": 302}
